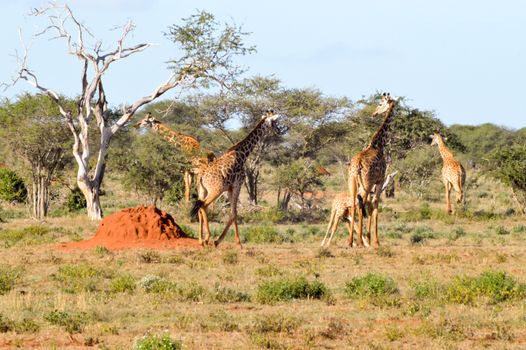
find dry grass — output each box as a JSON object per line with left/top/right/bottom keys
{"left": 0, "top": 174, "right": 525, "bottom": 349}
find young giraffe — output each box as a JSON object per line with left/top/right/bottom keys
{"left": 134, "top": 113, "right": 215, "bottom": 203}
{"left": 321, "top": 171, "right": 398, "bottom": 247}
{"left": 347, "top": 93, "right": 400, "bottom": 248}
{"left": 191, "top": 110, "right": 280, "bottom": 247}
{"left": 430, "top": 132, "right": 466, "bottom": 214}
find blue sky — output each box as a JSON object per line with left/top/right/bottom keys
{"left": 1, "top": 0, "right": 525, "bottom": 129}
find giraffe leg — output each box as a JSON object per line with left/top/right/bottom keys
{"left": 198, "top": 190, "right": 224, "bottom": 245}
{"left": 348, "top": 205, "right": 357, "bottom": 247}
{"left": 214, "top": 186, "right": 241, "bottom": 248}
{"left": 444, "top": 181, "right": 452, "bottom": 214}
{"left": 321, "top": 209, "right": 337, "bottom": 246}
{"left": 326, "top": 215, "right": 341, "bottom": 247}
{"left": 371, "top": 187, "right": 381, "bottom": 248}
{"left": 365, "top": 201, "right": 373, "bottom": 247}
{"left": 344, "top": 217, "right": 353, "bottom": 247}
{"left": 197, "top": 209, "right": 205, "bottom": 246}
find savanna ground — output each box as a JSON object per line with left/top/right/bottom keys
{"left": 0, "top": 170, "right": 526, "bottom": 350}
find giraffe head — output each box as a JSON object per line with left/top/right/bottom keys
{"left": 373, "top": 93, "right": 400, "bottom": 117}
{"left": 261, "top": 109, "right": 281, "bottom": 133}
{"left": 430, "top": 132, "right": 445, "bottom": 146}
{"left": 133, "top": 112, "right": 159, "bottom": 129}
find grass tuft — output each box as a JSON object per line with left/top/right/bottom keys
{"left": 256, "top": 276, "right": 328, "bottom": 304}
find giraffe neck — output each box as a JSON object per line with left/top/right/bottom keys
{"left": 152, "top": 123, "right": 200, "bottom": 154}
{"left": 436, "top": 137, "right": 454, "bottom": 160}
{"left": 229, "top": 118, "right": 270, "bottom": 161}
{"left": 368, "top": 104, "right": 396, "bottom": 152}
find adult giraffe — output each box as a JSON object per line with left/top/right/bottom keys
{"left": 134, "top": 113, "right": 215, "bottom": 203}
{"left": 347, "top": 93, "right": 400, "bottom": 248}
{"left": 430, "top": 132, "right": 466, "bottom": 214}
{"left": 191, "top": 110, "right": 280, "bottom": 248}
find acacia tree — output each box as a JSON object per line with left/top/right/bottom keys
{"left": 6, "top": 4, "right": 253, "bottom": 219}
{"left": 0, "top": 94, "right": 71, "bottom": 218}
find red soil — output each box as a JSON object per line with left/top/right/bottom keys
{"left": 58, "top": 205, "right": 201, "bottom": 251}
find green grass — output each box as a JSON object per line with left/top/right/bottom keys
{"left": 0, "top": 265, "right": 22, "bottom": 295}
{"left": 446, "top": 271, "right": 526, "bottom": 305}
{"left": 110, "top": 273, "right": 137, "bottom": 294}
{"left": 0, "top": 225, "right": 55, "bottom": 247}
{"left": 44, "top": 310, "right": 89, "bottom": 334}
{"left": 256, "top": 276, "right": 328, "bottom": 304}
{"left": 344, "top": 273, "right": 399, "bottom": 298}
{"left": 133, "top": 334, "right": 182, "bottom": 350}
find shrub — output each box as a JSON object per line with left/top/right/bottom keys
{"left": 448, "top": 227, "right": 466, "bottom": 241}
{"left": 250, "top": 313, "right": 300, "bottom": 334}
{"left": 410, "top": 278, "right": 444, "bottom": 300}
{"left": 139, "top": 275, "right": 176, "bottom": 294}
{"left": 1, "top": 314, "right": 43, "bottom": 334}
{"left": 65, "top": 186, "right": 87, "bottom": 211}
{"left": 14, "top": 318, "right": 40, "bottom": 333}
{"left": 45, "top": 310, "right": 88, "bottom": 333}
{"left": 446, "top": 271, "right": 526, "bottom": 305}
{"left": 495, "top": 225, "right": 510, "bottom": 235}
{"left": 210, "top": 283, "right": 250, "bottom": 303}
{"left": 0, "top": 168, "right": 27, "bottom": 203}
{"left": 138, "top": 250, "right": 162, "bottom": 263}
{"left": 0, "top": 314, "right": 14, "bottom": 333}
{"left": 54, "top": 264, "right": 105, "bottom": 293}
{"left": 513, "top": 224, "right": 526, "bottom": 233}
{"left": 344, "top": 273, "right": 399, "bottom": 298}
{"left": 244, "top": 225, "right": 288, "bottom": 244}
{"left": 0, "top": 266, "right": 22, "bottom": 295}
{"left": 110, "top": 274, "right": 137, "bottom": 294}
{"left": 133, "top": 334, "right": 181, "bottom": 350}
{"left": 256, "top": 276, "right": 328, "bottom": 304}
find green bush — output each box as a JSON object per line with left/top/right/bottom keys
{"left": 448, "top": 227, "right": 466, "bottom": 241}
{"left": 54, "top": 264, "right": 106, "bottom": 293}
{"left": 446, "top": 271, "right": 526, "bottom": 305}
{"left": 45, "top": 310, "right": 88, "bottom": 333}
{"left": 139, "top": 275, "right": 177, "bottom": 294}
{"left": 410, "top": 278, "right": 444, "bottom": 300}
{"left": 210, "top": 283, "right": 250, "bottom": 303}
{"left": 110, "top": 274, "right": 137, "bottom": 294}
{"left": 344, "top": 273, "right": 399, "bottom": 298}
{"left": 0, "top": 168, "right": 27, "bottom": 203}
{"left": 133, "top": 334, "right": 182, "bottom": 350}
{"left": 0, "top": 266, "right": 22, "bottom": 295}
{"left": 65, "top": 186, "right": 87, "bottom": 212}
{"left": 256, "top": 276, "right": 328, "bottom": 304}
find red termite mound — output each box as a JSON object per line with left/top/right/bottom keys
{"left": 58, "top": 205, "right": 201, "bottom": 251}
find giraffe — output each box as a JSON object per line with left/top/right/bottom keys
{"left": 430, "top": 132, "right": 466, "bottom": 214}
{"left": 134, "top": 113, "right": 215, "bottom": 203}
{"left": 190, "top": 110, "right": 280, "bottom": 248}
{"left": 321, "top": 171, "right": 398, "bottom": 247}
{"left": 347, "top": 93, "right": 400, "bottom": 248}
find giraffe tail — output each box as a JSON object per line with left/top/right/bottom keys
{"left": 190, "top": 199, "right": 205, "bottom": 219}
{"left": 357, "top": 194, "right": 367, "bottom": 218}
